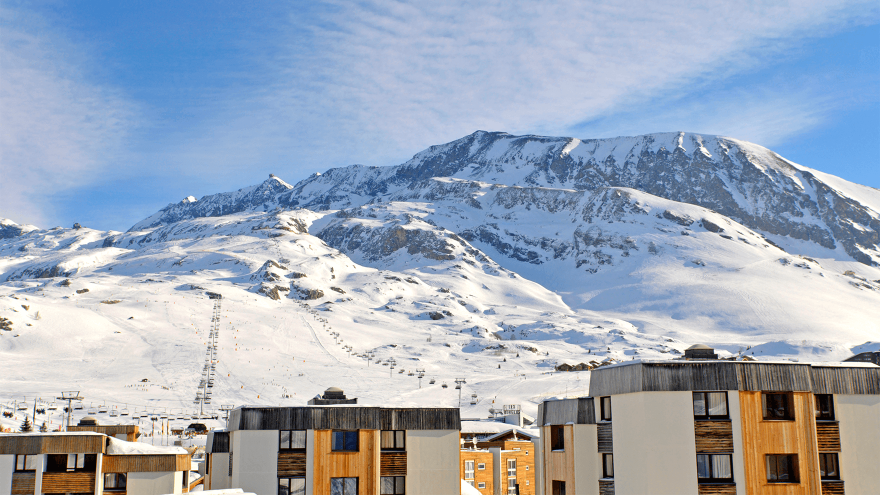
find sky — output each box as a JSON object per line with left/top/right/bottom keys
{"left": 1, "top": 0, "right": 879, "bottom": 231}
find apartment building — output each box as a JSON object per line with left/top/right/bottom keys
{"left": 538, "top": 348, "right": 880, "bottom": 495}
{"left": 0, "top": 432, "right": 193, "bottom": 495}
{"left": 205, "top": 389, "right": 461, "bottom": 495}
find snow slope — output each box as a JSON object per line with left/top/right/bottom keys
{"left": 2, "top": 130, "right": 879, "bottom": 433}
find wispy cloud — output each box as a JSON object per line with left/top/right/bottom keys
{"left": 0, "top": 7, "right": 135, "bottom": 227}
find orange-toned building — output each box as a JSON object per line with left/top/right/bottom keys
{"left": 461, "top": 435, "right": 537, "bottom": 495}
{"left": 537, "top": 346, "right": 880, "bottom": 495}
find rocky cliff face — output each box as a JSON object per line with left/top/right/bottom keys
{"left": 129, "top": 131, "right": 880, "bottom": 266}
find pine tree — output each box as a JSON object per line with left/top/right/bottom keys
{"left": 40, "top": 421, "right": 48, "bottom": 432}
{"left": 20, "top": 416, "right": 33, "bottom": 432}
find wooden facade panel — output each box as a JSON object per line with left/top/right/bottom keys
{"left": 598, "top": 479, "right": 614, "bottom": 495}
{"left": 697, "top": 484, "right": 737, "bottom": 495}
{"left": 460, "top": 450, "right": 493, "bottom": 495}
{"left": 816, "top": 422, "right": 841, "bottom": 452}
{"left": 811, "top": 366, "right": 880, "bottom": 395}
{"left": 380, "top": 452, "right": 407, "bottom": 476}
{"left": 539, "top": 398, "right": 595, "bottom": 425}
{"left": 278, "top": 451, "right": 307, "bottom": 477}
{"left": 694, "top": 421, "right": 734, "bottom": 453}
{"left": 11, "top": 473, "right": 35, "bottom": 495}
{"left": 597, "top": 423, "right": 613, "bottom": 453}
{"left": 739, "top": 391, "right": 822, "bottom": 495}
{"left": 821, "top": 481, "right": 845, "bottom": 495}
{"left": 41, "top": 472, "right": 96, "bottom": 494}
{"left": 102, "top": 454, "right": 190, "bottom": 472}
{"left": 312, "top": 429, "right": 378, "bottom": 495}
{"left": 542, "top": 425, "right": 576, "bottom": 495}
{"left": 0, "top": 435, "right": 105, "bottom": 455}
{"left": 500, "top": 448, "right": 535, "bottom": 495}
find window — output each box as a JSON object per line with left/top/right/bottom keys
{"left": 278, "top": 478, "right": 306, "bottom": 495}
{"left": 525, "top": 466, "right": 529, "bottom": 471}
{"left": 330, "top": 477, "right": 358, "bottom": 495}
{"left": 552, "top": 480, "right": 566, "bottom": 495}
{"left": 693, "top": 392, "right": 729, "bottom": 419}
{"left": 280, "top": 430, "right": 306, "bottom": 450}
{"left": 815, "top": 395, "right": 835, "bottom": 421}
{"left": 14, "top": 455, "right": 38, "bottom": 472}
{"left": 104, "top": 473, "right": 127, "bottom": 491}
{"left": 819, "top": 453, "right": 839, "bottom": 480}
{"left": 380, "top": 476, "right": 405, "bottom": 495}
{"left": 477, "top": 482, "right": 486, "bottom": 489}
{"left": 763, "top": 393, "right": 794, "bottom": 420}
{"left": 507, "top": 477, "right": 517, "bottom": 495}
{"left": 766, "top": 454, "right": 799, "bottom": 483}
{"left": 332, "top": 431, "right": 359, "bottom": 452}
{"left": 600, "top": 397, "right": 612, "bottom": 421}
{"left": 44, "top": 454, "right": 97, "bottom": 472}
{"left": 550, "top": 425, "right": 565, "bottom": 451}
{"left": 228, "top": 453, "right": 233, "bottom": 476}
{"left": 464, "top": 460, "right": 475, "bottom": 479}
{"left": 381, "top": 430, "right": 405, "bottom": 451}
{"left": 477, "top": 463, "right": 486, "bottom": 470}
{"left": 465, "top": 481, "right": 474, "bottom": 487}
{"left": 507, "top": 459, "right": 517, "bottom": 477}
{"left": 696, "top": 454, "right": 733, "bottom": 482}
{"left": 602, "top": 454, "right": 614, "bottom": 479}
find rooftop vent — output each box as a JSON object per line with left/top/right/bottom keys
{"left": 683, "top": 344, "right": 718, "bottom": 360}
{"left": 78, "top": 416, "right": 99, "bottom": 426}
{"left": 308, "top": 386, "right": 357, "bottom": 405}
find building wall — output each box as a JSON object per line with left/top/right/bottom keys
{"left": 406, "top": 430, "right": 459, "bottom": 495}
{"left": 231, "top": 430, "right": 278, "bottom": 495}
{"left": 127, "top": 471, "right": 182, "bottom": 495}
{"left": 312, "top": 429, "right": 378, "bottom": 495}
{"left": 572, "top": 424, "right": 599, "bottom": 495}
{"left": 613, "top": 391, "right": 699, "bottom": 495}
{"left": 541, "top": 425, "right": 576, "bottom": 495}
{"left": 207, "top": 453, "right": 231, "bottom": 491}
{"left": 305, "top": 429, "right": 314, "bottom": 495}
{"left": 726, "top": 390, "right": 747, "bottom": 495}
{"left": 0, "top": 455, "right": 13, "bottom": 495}
{"left": 498, "top": 448, "right": 535, "bottom": 495}
{"left": 836, "top": 394, "right": 880, "bottom": 494}
{"left": 459, "top": 449, "right": 493, "bottom": 495}
{"left": 738, "top": 391, "right": 821, "bottom": 495}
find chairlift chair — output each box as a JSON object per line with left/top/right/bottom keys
{"left": 98, "top": 405, "right": 108, "bottom": 414}
{"left": 110, "top": 409, "right": 119, "bottom": 417}
{"left": 441, "top": 382, "right": 448, "bottom": 389}
{"left": 429, "top": 378, "right": 436, "bottom": 384}
{"left": 17, "top": 404, "right": 27, "bottom": 411}
{"left": 48, "top": 403, "right": 58, "bottom": 411}
{"left": 455, "top": 384, "right": 461, "bottom": 390}
{"left": 74, "top": 402, "right": 84, "bottom": 410}
{"left": 87, "top": 407, "right": 97, "bottom": 415}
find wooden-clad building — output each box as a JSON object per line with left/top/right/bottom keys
{"left": 209, "top": 387, "right": 461, "bottom": 495}
{"left": 537, "top": 348, "right": 880, "bottom": 495}
{"left": 0, "top": 432, "right": 193, "bottom": 495}
{"left": 460, "top": 434, "right": 537, "bottom": 495}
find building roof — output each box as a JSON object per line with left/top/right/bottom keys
{"left": 228, "top": 406, "right": 460, "bottom": 431}
{"left": 483, "top": 428, "right": 539, "bottom": 442}
{"left": 588, "top": 359, "right": 880, "bottom": 397}
{"left": 686, "top": 344, "right": 713, "bottom": 350}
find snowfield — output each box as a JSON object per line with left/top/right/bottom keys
{"left": 1, "top": 130, "right": 879, "bottom": 433}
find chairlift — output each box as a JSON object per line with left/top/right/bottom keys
{"left": 160, "top": 413, "right": 168, "bottom": 419}
{"left": 17, "top": 404, "right": 27, "bottom": 411}
{"left": 74, "top": 402, "right": 84, "bottom": 410}
{"left": 408, "top": 372, "right": 414, "bottom": 376}
{"left": 98, "top": 405, "right": 108, "bottom": 414}
{"left": 87, "top": 407, "right": 98, "bottom": 415}
{"left": 429, "top": 378, "right": 436, "bottom": 384}
{"left": 441, "top": 382, "right": 448, "bottom": 389}
{"left": 121, "top": 407, "right": 129, "bottom": 416}
{"left": 48, "top": 403, "right": 58, "bottom": 411}
{"left": 110, "top": 409, "right": 119, "bottom": 417}
{"left": 455, "top": 384, "right": 461, "bottom": 390}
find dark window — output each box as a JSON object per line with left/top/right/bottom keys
{"left": 819, "top": 453, "right": 840, "bottom": 480}
{"left": 766, "top": 454, "right": 799, "bottom": 483}
{"left": 380, "top": 476, "right": 405, "bottom": 494}
{"left": 280, "top": 430, "right": 306, "bottom": 450}
{"left": 600, "top": 397, "right": 612, "bottom": 421}
{"left": 104, "top": 473, "right": 127, "bottom": 491}
{"left": 602, "top": 454, "right": 614, "bottom": 479}
{"left": 552, "top": 480, "right": 566, "bottom": 495}
{"left": 696, "top": 454, "right": 733, "bottom": 482}
{"left": 331, "top": 477, "right": 358, "bottom": 495}
{"left": 762, "top": 393, "right": 794, "bottom": 420}
{"left": 815, "top": 395, "right": 835, "bottom": 421}
{"left": 42, "top": 454, "right": 95, "bottom": 472}
{"left": 14, "top": 455, "right": 38, "bottom": 472}
{"left": 278, "top": 477, "right": 306, "bottom": 495}
{"left": 381, "top": 430, "right": 405, "bottom": 450}
{"left": 550, "top": 425, "right": 565, "bottom": 451}
{"left": 693, "top": 392, "right": 729, "bottom": 419}
{"left": 332, "top": 431, "right": 359, "bottom": 452}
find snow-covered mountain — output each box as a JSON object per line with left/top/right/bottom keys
{"left": 2, "top": 130, "right": 879, "bottom": 431}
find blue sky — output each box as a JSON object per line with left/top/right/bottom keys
{"left": 1, "top": 1, "right": 878, "bottom": 230}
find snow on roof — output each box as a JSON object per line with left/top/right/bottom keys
{"left": 597, "top": 359, "right": 879, "bottom": 369}
{"left": 461, "top": 480, "right": 483, "bottom": 495}
{"left": 107, "top": 436, "right": 187, "bottom": 455}
{"left": 0, "top": 432, "right": 105, "bottom": 437}
{"left": 484, "top": 428, "right": 539, "bottom": 441}
{"left": 168, "top": 490, "right": 253, "bottom": 495}
{"left": 459, "top": 421, "right": 539, "bottom": 438}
